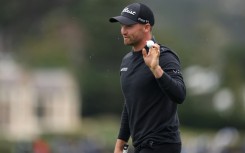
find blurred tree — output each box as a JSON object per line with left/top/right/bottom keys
{"left": 68, "top": 0, "right": 132, "bottom": 116}
{"left": 0, "top": 0, "right": 76, "bottom": 52}
{"left": 0, "top": 0, "right": 131, "bottom": 116}
{"left": 179, "top": 44, "right": 245, "bottom": 130}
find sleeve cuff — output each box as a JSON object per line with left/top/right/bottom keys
{"left": 156, "top": 73, "right": 172, "bottom": 90}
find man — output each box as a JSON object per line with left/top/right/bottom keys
{"left": 109, "top": 3, "right": 186, "bottom": 153}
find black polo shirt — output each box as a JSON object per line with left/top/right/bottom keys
{"left": 118, "top": 44, "right": 186, "bottom": 148}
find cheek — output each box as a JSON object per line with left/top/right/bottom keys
{"left": 134, "top": 30, "right": 144, "bottom": 39}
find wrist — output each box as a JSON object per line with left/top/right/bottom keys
{"left": 150, "top": 65, "right": 164, "bottom": 78}
{"left": 114, "top": 139, "right": 127, "bottom": 152}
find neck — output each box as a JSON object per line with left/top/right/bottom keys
{"left": 132, "top": 35, "right": 152, "bottom": 51}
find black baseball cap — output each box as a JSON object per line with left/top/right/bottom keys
{"left": 109, "top": 3, "right": 154, "bottom": 26}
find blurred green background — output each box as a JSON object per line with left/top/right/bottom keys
{"left": 0, "top": 0, "right": 245, "bottom": 152}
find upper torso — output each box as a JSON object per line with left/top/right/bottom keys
{"left": 119, "top": 46, "right": 184, "bottom": 147}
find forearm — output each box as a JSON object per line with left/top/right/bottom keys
{"left": 115, "top": 105, "right": 130, "bottom": 153}
{"left": 114, "top": 139, "right": 127, "bottom": 153}
{"left": 151, "top": 65, "right": 185, "bottom": 102}
{"left": 152, "top": 49, "right": 186, "bottom": 104}
{"left": 150, "top": 65, "right": 164, "bottom": 78}
{"left": 118, "top": 104, "right": 130, "bottom": 141}
{"left": 157, "top": 71, "right": 186, "bottom": 104}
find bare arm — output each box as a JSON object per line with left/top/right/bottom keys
{"left": 114, "top": 139, "right": 127, "bottom": 153}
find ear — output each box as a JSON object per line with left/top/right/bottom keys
{"left": 144, "top": 23, "right": 151, "bottom": 33}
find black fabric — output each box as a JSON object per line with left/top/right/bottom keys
{"left": 135, "top": 142, "right": 181, "bottom": 153}
{"left": 109, "top": 3, "right": 154, "bottom": 26}
{"left": 118, "top": 41, "right": 186, "bottom": 148}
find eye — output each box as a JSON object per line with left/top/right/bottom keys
{"left": 121, "top": 25, "right": 133, "bottom": 28}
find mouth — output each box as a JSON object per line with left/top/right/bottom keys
{"left": 122, "top": 35, "right": 129, "bottom": 39}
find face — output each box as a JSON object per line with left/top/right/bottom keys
{"left": 120, "top": 23, "right": 146, "bottom": 47}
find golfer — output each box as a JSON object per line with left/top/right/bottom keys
{"left": 109, "top": 3, "right": 186, "bottom": 153}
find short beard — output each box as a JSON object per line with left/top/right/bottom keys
{"left": 124, "top": 39, "right": 138, "bottom": 47}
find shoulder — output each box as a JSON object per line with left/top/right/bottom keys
{"left": 120, "top": 51, "right": 133, "bottom": 68}
{"left": 122, "top": 51, "right": 133, "bottom": 60}
{"left": 159, "top": 45, "right": 180, "bottom": 63}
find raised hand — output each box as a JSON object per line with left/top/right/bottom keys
{"left": 142, "top": 43, "right": 160, "bottom": 71}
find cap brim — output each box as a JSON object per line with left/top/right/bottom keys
{"left": 109, "top": 16, "right": 138, "bottom": 25}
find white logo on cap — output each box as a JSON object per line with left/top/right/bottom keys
{"left": 138, "top": 18, "right": 149, "bottom": 23}
{"left": 122, "top": 7, "right": 136, "bottom": 15}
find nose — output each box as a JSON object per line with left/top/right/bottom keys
{"left": 121, "top": 25, "right": 127, "bottom": 35}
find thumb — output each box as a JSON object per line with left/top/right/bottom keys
{"left": 142, "top": 48, "right": 147, "bottom": 57}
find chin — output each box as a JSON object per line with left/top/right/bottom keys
{"left": 124, "top": 41, "right": 133, "bottom": 46}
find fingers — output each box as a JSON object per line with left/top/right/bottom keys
{"left": 150, "top": 44, "right": 160, "bottom": 56}
{"left": 151, "top": 43, "right": 160, "bottom": 50}
{"left": 142, "top": 47, "right": 147, "bottom": 57}
{"left": 142, "top": 43, "right": 160, "bottom": 57}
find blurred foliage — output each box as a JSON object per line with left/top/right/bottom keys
{"left": 70, "top": 0, "right": 132, "bottom": 116}
{"left": 0, "top": 0, "right": 245, "bottom": 129}
{"left": 0, "top": 140, "right": 12, "bottom": 153}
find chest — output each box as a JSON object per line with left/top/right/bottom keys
{"left": 120, "top": 56, "right": 157, "bottom": 96}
